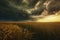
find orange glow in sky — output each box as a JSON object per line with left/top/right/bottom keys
{"left": 36, "top": 15, "right": 60, "bottom": 22}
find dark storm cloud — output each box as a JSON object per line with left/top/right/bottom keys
{"left": 0, "top": 0, "right": 46, "bottom": 21}
{"left": 0, "top": 0, "right": 59, "bottom": 21}
{"left": 47, "top": 0, "right": 60, "bottom": 14}
{"left": 0, "top": 0, "right": 30, "bottom": 21}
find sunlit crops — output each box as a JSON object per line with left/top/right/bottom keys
{"left": 0, "top": 24, "right": 22, "bottom": 40}
{"left": 0, "top": 22, "right": 60, "bottom": 40}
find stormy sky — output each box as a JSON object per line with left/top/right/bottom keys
{"left": 0, "top": 0, "right": 60, "bottom": 22}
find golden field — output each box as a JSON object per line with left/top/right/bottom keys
{"left": 0, "top": 22, "right": 60, "bottom": 40}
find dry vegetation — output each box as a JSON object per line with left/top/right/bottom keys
{"left": 18, "top": 22, "right": 60, "bottom": 40}
{"left": 0, "top": 24, "right": 23, "bottom": 40}
{"left": 0, "top": 22, "right": 60, "bottom": 40}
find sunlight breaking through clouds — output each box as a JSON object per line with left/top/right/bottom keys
{"left": 36, "top": 11, "right": 60, "bottom": 22}
{"left": 36, "top": 15, "right": 60, "bottom": 22}
{"left": 0, "top": 0, "right": 60, "bottom": 21}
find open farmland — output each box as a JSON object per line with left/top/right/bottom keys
{"left": 0, "top": 22, "right": 60, "bottom": 40}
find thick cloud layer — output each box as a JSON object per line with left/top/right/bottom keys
{"left": 0, "top": 0, "right": 60, "bottom": 21}
{"left": 47, "top": 0, "right": 60, "bottom": 14}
